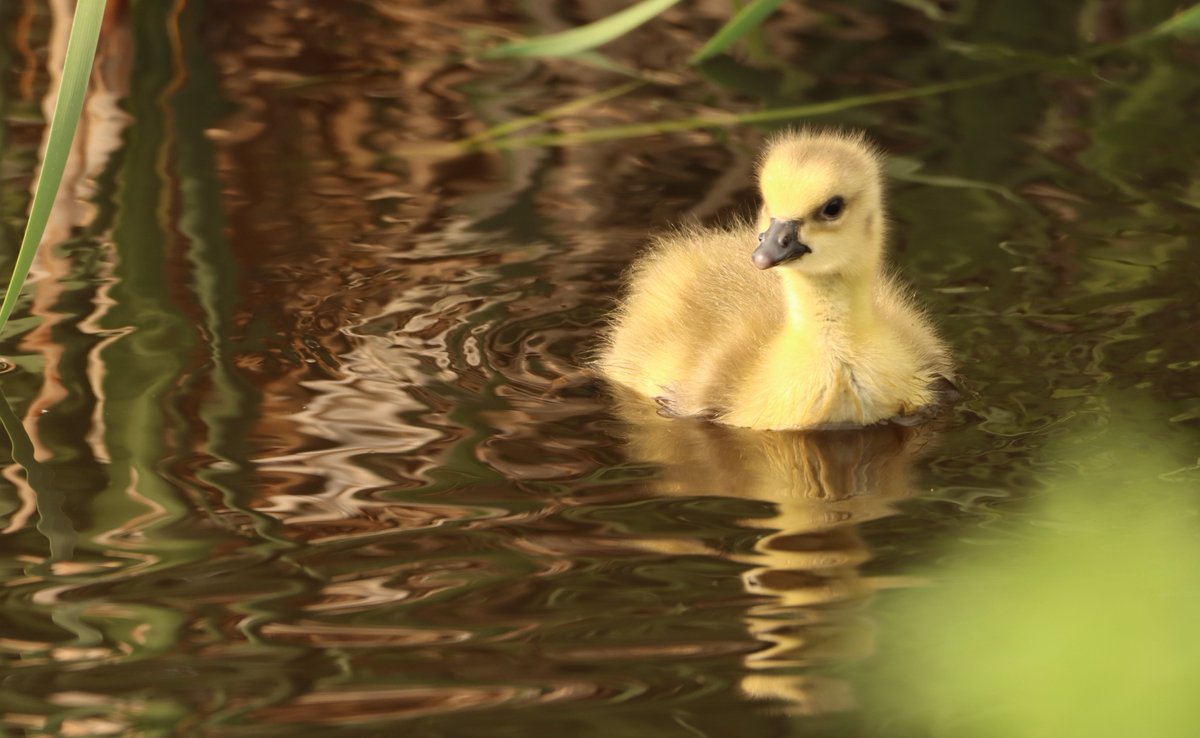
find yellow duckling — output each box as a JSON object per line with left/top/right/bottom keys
{"left": 597, "top": 129, "right": 952, "bottom": 431}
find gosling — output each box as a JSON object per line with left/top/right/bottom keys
{"left": 596, "top": 129, "right": 952, "bottom": 431}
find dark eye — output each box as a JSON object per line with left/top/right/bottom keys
{"left": 818, "top": 196, "right": 845, "bottom": 221}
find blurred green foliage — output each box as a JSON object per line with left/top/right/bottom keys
{"left": 865, "top": 423, "right": 1200, "bottom": 737}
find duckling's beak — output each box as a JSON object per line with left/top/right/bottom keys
{"left": 752, "top": 218, "right": 811, "bottom": 270}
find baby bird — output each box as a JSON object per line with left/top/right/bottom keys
{"left": 597, "top": 129, "right": 952, "bottom": 431}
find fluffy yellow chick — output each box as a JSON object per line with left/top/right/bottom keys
{"left": 597, "top": 129, "right": 952, "bottom": 431}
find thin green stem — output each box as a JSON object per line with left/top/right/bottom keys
{"left": 0, "top": 0, "right": 107, "bottom": 336}
{"left": 477, "top": 69, "right": 1024, "bottom": 151}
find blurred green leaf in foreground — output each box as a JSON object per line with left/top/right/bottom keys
{"left": 865, "top": 422, "right": 1200, "bottom": 738}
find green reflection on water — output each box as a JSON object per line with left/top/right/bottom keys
{"left": 0, "top": 391, "right": 75, "bottom": 562}
{"left": 0, "top": 1, "right": 315, "bottom": 731}
{"left": 91, "top": 0, "right": 206, "bottom": 562}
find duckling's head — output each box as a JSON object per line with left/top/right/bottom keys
{"left": 754, "top": 130, "right": 886, "bottom": 277}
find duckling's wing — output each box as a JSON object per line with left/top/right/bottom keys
{"left": 874, "top": 272, "right": 953, "bottom": 375}
{"left": 599, "top": 223, "right": 782, "bottom": 417}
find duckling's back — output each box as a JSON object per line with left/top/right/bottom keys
{"left": 597, "top": 223, "right": 783, "bottom": 417}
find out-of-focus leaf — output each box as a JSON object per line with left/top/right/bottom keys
{"left": 888, "top": 0, "right": 950, "bottom": 21}
{"left": 690, "top": 0, "right": 785, "bottom": 64}
{"left": 1148, "top": 3, "right": 1200, "bottom": 37}
{"left": 484, "top": 0, "right": 683, "bottom": 59}
{"left": 888, "top": 155, "right": 1026, "bottom": 205}
{"left": 0, "top": 0, "right": 107, "bottom": 336}
{"left": 866, "top": 425, "right": 1200, "bottom": 738}
{"left": 943, "top": 40, "right": 1086, "bottom": 71}
{"left": 568, "top": 51, "right": 643, "bottom": 77}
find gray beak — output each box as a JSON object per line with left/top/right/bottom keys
{"left": 752, "top": 218, "right": 810, "bottom": 270}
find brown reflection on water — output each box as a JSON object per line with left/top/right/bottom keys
{"left": 21, "top": 0, "right": 132, "bottom": 517}
{"left": 253, "top": 682, "right": 601, "bottom": 727}
{"left": 612, "top": 389, "right": 927, "bottom": 715}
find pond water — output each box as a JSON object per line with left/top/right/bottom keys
{"left": 1, "top": 1, "right": 1198, "bottom": 736}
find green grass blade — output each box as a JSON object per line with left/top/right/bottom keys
{"left": 1148, "top": 3, "right": 1200, "bottom": 37}
{"left": 1112, "top": 2, "right": 1200, "bottom": 49}
{"left": 458, "top": 81, "right": 644, "bottom": 149}
{"left": 0, "top": 0, "right": 106, "bottom": 336}
{"left": 691, "top": 0, "right": 786, "bottom": 64}
{"left": 480, "top": 69, "right": 1021, "bottom": 150}
{"left": 887, "top": 0, "right": 950, "bottom": 22}
{"left": 484, "top": 0, "right": 683, "bottom": 58}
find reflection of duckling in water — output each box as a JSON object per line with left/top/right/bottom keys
{"left": 610, "top": 389, "right": 931, "bottom": 714}
{"left": 598, "top": 129, "right": 953, "bottom": 431}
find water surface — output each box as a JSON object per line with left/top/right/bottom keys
{"left": 0, "top": 1, "right": 1198, "bottom": 735}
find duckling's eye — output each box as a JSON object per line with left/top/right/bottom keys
{"left": 818, "top": 196, "right": 845, "bottom": 221}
